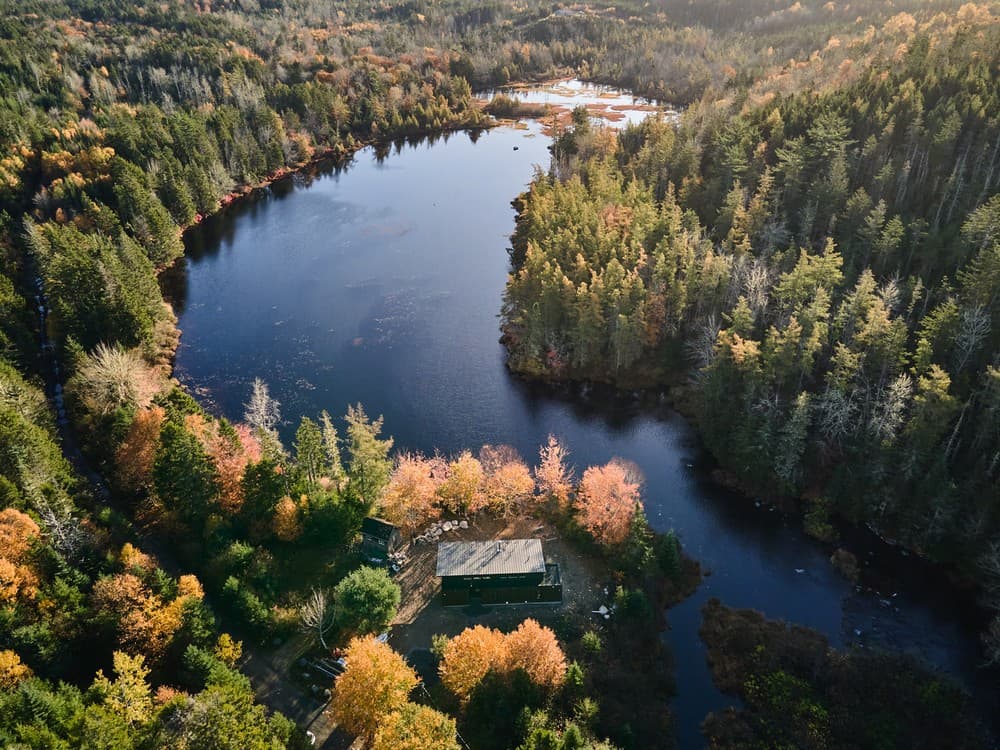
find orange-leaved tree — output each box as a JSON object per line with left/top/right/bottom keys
{"left": 0, "top": 508, "right": 40, "bottom": 561}
{"left": 380, "top": 452, "right": 445, "bottom": 530}
{"left": 184, "top": 413, "right": 261, "bottom": 514}
{"left": 0, "top": 509, "right": 40, "bottom": 603}
{"left": 574, "top": 460, "right": 641, "bottom": 547}
{"left": 115, "top": 405, "right": 164, "bottom": 492}
{"left": 439, "top": 620, "right": 567, "bottom": 702}
{"left": 330, "top": 635, "right": 418, "bottom": 741}
{"left": 535, "top": 435, "right": 573, "bottom": 509}
{"left": 481, "top": 445, "right": 535, "bottom": 516}
{"left": 438, "top": 624, "right": 508, "bottom": 702}
{"left": 90, "top": 567, "right": 205, "bottom": 663}
{"left": 505, "top": 618, "right": 567, "bottom": 690}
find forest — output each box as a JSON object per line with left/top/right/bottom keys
{"left": 501, "top": 4, "right": 1000, "bottom": 672}
{"left": 0, "top": 0, "right": 997, "bottom": 747}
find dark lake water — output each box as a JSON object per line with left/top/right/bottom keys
{"left": 162, "top": 83, "right": 995, "bottom": 747}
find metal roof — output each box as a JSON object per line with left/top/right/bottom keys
{"left": 436, "top": 539, "right": 546, "bottom": 578}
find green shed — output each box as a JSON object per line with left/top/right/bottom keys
{"left": 361, "top": 517, "right": 401, "bottom": 562}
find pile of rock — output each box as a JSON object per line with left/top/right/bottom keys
{"left": 411, "top": 519, "right": 469, "bottom": 545}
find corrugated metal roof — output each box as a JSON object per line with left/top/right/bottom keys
{"left": 436, "top": 539, "right": 545, "bottom": 578}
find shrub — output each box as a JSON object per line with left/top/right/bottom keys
{"left": 334, "top": 566, "right": 400, "bottom": 636}
{"left": 581, "top": 630, "right": 603, "bottom": 655}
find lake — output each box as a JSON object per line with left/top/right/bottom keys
{"left": 162, "top": 82, "right": 994, "bottom": 747}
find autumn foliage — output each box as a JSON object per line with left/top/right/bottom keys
{"left": 437, "top": 450, "right": 486, "bottom": 514}
{"left": 382, "top": 446, "right": 546, "bottom": 525}
{"left": 330, "top": 635, "right": 418, "bottom": 740}
{"left": 0, "top": 650, "right": 32, "bottom": 690}
{"left": 115, "top": 406, "right": 164, "bottom": 492}
{"left": 0, "top": 509, "right": 41, "bottom": 603}
{"left": 481, "top": 445, "right": 536, "bottom": 516}
{"left": 505, "top": 618, "right": 568, "bottom": 690}
{"left": 439, "top": 619, "right": 567, "bottom": 702}
{"left": 574, "top": 460, "right": 642, "bottom": 546}
{"left": 372, "top": 703, "right": 460, "bottom": 750}
{"left": 0, "top": 508, "right": 41, "bottom": 560}
{"left": 380, "top": 453, "right": 445, "bottom": 530}
{"left": 185, "top": 414, "right": 261, "bottom": 514}
{"left": 439, "top": 624, "right": 509, "bottom": 702}
{"left": 90, "top": 563, "right": 206, "bottom": 663}
{"left": 535, "top": 435, "right": 573, "bottom": 509}
{"left": 272, "top": 496, "right": 303, "bottom": 541}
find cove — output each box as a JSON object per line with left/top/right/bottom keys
{"left": 161, "top": 83, "right": 994, "bottom": 746}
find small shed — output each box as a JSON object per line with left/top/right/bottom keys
{"left": 436, "top": 539, "right": 562, "bottom": 606}
{"left": 360, "top": 517, "right": 401, "bottom": 562}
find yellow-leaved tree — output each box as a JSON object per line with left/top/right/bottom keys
{"left": 0, "top": 650, "right": 32, "bottom": 689}
{"left": 380, "top": 453, "right": 444, "bottom": 530}
{"left": 437, "top": 451, "right": 485, "bottom": 514}
{"left": 372, "top": 703, "right": 460, "bottom": 750}
{"left": 90, "top": 651, "right": 153, "bottom": 728}
{"left": 330, "top": 635, "right": 418, "bottom": 741}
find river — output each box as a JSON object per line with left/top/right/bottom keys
{"left": 161, "top": 81, "right": 995, "bottom": 747}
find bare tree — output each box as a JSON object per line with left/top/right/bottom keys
{"left": 742, "top": 259, "right": 772, "bottom": 322}
{"left": 34, "top": 499, "right": 87, "bottom": 560}
{"left": 20, "top": 459, "right": 89, "bottom": 560}
{"left": 955, "top": 305, "right": 991, "bottom": 374}
{"left": 244, "top": 377, "right": 280, "bottom": 435}
{"left": 300, "top": 588, "right": 335, "bottom": 650}
{"left": 867, "top": 374, "right": 912, "bottom": 445}
{"left": 878, "top": 276, "right": 901, "bottom": 313}
{"left": 815, "top": 387, "right": 857, "bottom": 448}
{"left": 685, "top": 313, "right": 720, "bottom": 371}
{"left": 69, "top": 343, "right": 160, "bottom": 416}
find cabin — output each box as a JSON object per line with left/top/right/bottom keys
{"left": 360, "top": 517, "right": 402, "bottom": 562}
{"left": 436, "top": 539, "right": 562, "bottom": 606}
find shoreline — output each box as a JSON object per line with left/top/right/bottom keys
{"left": 501, "top": 359, "right": 993, "bottom": 638}
{"left": 178, "top": 119, "right": 496, "bottom": 240}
